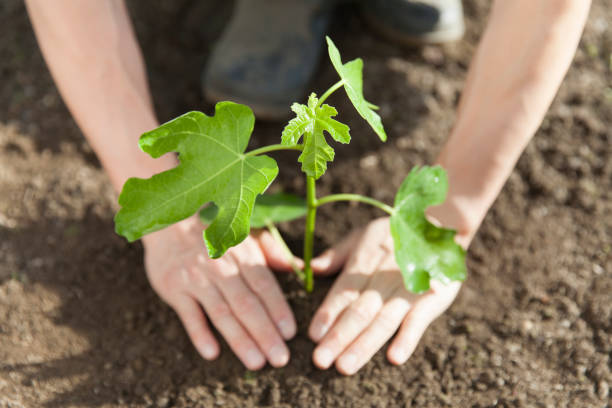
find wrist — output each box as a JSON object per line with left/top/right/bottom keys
{"left": 429, "top": 117, "right": 536, "bottom": 248}
{"left": 141, "top": 214, "right": 203, "bottom": 249}
{"left": 87, "top": 112, "right": 178, "bottom": 193}
{"left": 426, "top": 194, "right": 480, "bottom": 249}
{"left": 427, "top": 147, "right": 500, "bottom": 248}
{"left": 105, "top": 150, "right": 177, "bottom": 193}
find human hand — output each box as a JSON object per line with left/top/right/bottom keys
{"left": 141, "top": 215, "right": 297, "bottom": 370}
{"left": 308, "top": 217, "right": 466, "bottom": 375}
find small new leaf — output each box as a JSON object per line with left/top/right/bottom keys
{"left": 390, "top": 166, "right": 466, "bottom": 293}
{"left": 326, "top": 36, "right": 387, "bottom": 142}
{"left": 114, "top": 102, "right": 278, "bottom": 258}
{"left": 281, "top": 93, "right": 350, "bottom": 179}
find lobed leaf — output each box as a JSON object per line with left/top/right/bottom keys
{"left": 390, "top": 166, "right": 466, "bottom": 293}
{"left": 114, "top": 102, "right": 278, "bottom": 258}
{"left": 199, "top": 193, "right": 307, "bottom": 228}
{"left": 326, "top": 36, "right": 387, "bottom": 142}
{"left": 281, "top": 93, "right": 350, "bottom": 179}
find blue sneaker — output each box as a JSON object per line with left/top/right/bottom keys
{"left": 203, "top": 0, "right": 332, "bottom": 120}
{"left": 361, "top": 0, "right": 465, "bottom": 45}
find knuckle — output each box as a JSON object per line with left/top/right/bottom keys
{"left": 208, "top": 260, "right": 230, "bottom": 278}
{"left": 150, "top": 268, "right": 179, "bottom": 296}
{"left": 249, "top": 274, "right": 274, "bottom": 295}
{"left": 317, "top": 309, "right": 335, "bottom": 327}
{"left": 327, "top": 328, "right": 348, "bottom": 346}
{"left": 230, "top": 292, "right": 259, "bottom": 316}
{"left": 327, "top": 290, "right": 359, "bottom": 313}
{"left": 348, "top": 303, "right": 376, "bottom": 323}
{"left": 187, "top": 265, "right": 204, "bottom": 286}
{"left": 341, "top": 289, "right": 361, "bottom": 304}
{"left": 207, "top": 300, "right": 232, "bottom": 319}
{"left": 375, "top": 313, "right": 398, "bottom": 333}
{"left": 187, "top": 264, "right": 216, "bottom": 289}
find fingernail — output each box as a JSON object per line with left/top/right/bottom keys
{"left": 245, "top": 349, "right": 265, "bottom": 369}
{"left": 310, "top": 258, "right": 322, "bottom": 269}
{"left": 310, "top": 257, "right": 329, "bottom": 270}
{"left": 199, "top": 343, "right": 218, "bottom": 360}
{"left": 314, "top": 347, "right": 334, "bottom": 368}
{"left": 338, "top": 353, "right": 357, "bottom": 374}
{"left": 390, "top": 347, "right": 407, "bottom": 364}
{"left": 309, "top": 322, "right": 329, "bottom": 341}
{"left": 278, "top": 318, "right": 296, "bottom": 339}
{"left": 269, "top": 344, "right": 289, "bottom": 367}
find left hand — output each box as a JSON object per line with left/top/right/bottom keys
{"left": 308, "top": 217, "right": 464, "bottom": 375}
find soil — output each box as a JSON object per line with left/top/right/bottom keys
{"left": 1, "top": 1, "right": 610, "bottom": 407}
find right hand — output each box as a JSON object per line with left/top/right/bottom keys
{"left": 141, "top": 215, "right": 297, "bottom": 370}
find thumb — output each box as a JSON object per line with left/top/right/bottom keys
{"left": 310, "top": 228, "right": 362, "bottom": 276}
{"left": 256, "top": 229, "right": 304, "bottom": 272}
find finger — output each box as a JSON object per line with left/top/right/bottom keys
{"left": 312, "top": 290, "right": 384, "bottom": 369}
{"left": 171, "top": 294, "right": 220, "bottom": 361}
{"left": 310, "top": 228, "right": 362, "bottom": 275}
{"left": 386, "top": 306, "right": 433, "bottom": 366}
{"left": 234, "top": 242, "right": 297, "bottom": 340}
{"left": 256, "top": 230, "right": 304, "bottom": 272}
{"left": 308, "top": 242, "right": 387, "bottom": 342}
{"left": 191, "top": 274, "right": 266, "bottom": 370}
{"left": 210, "top": 257, "right": 290, "bottom": 368}
{"left": 388, "top": 280, "right": 461, "bottom": 365}
{"left": 335, "top": 291, "right": 411, "bottom": 375}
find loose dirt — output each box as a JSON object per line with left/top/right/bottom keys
{"left": 1, "top": 1, "right": 610, "bottom": 407}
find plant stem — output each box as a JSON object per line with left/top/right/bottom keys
{"left": 245, "top": 144, "right": 303, "bottom": 157}
{"left": 266, "top": 221, "right": 305, "bottom": 283}
{"left": 317, "top": 79, "right": 346, "bottom": 107}
{"left": 303, "top": 176, "right": 317, "bottom": 292}
{"left": 316, "top": 193, "right": 394, "bottom": 215}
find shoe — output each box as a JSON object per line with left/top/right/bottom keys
{"left": 203, "top": 0, "right": 333, "bottom": 120}
{"left": 361, "top": 0, "right": 465, "bottom": 45}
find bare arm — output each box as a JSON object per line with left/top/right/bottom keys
{"left": 430, "top": 0, "right": 592, "bottom": 245}
{"left": 309, "top": 0, "right": 592, "bottom": 375}
{"left": 25, "top": 0, "right": 174, "bottom": 190}
{"left": 26, "top": 0, "right": 297, "bottom": 370}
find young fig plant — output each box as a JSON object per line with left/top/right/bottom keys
{"left": 114, "top": 37, "right": 466, "bottom": 294}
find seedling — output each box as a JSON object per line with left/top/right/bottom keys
{"left": 115, "top": 37, "right": 466, "bottom": 293}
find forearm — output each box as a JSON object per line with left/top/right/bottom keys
{"left": 429, "top": 0, "right": 591, "bottom": 245}
{"left": 25, "top": 0, "right": 175, "bottom": 191}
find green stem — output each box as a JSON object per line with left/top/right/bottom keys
{"left": 245, "top": 143, "right": 303, "bottom": 157}
{"left": 303, "top": 176, "right": 317, "bottom": 292}
{"left": 316, "top": 194, "right": 394, "bottom": 215}
{"left": 266, "top": 222, "right": 305, "bottom": 283}
{"left": 317, "top": 79, "right": 346, "bottom": 107}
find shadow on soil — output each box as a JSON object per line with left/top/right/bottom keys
{"left": 0, "top": 1, "right": 441, "bottom": 406}
{"left": 0, "top": 210, "right": 382, "bottom": 407}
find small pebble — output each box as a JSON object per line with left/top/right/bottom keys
{"left": 597, "top": 380, "right": 609, "bottom": 399}
{"left": 520, "top": 320, "right": 534, "bottom": 333}
{"left": 360, "top": 154, "right": 379, "bottom": 169}
{"left": 156, "top": 396, "right": 170, "bottom": 408}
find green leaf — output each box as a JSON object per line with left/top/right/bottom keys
{"left": 198, "top": 203, "right": 219, "bottom": 226}
{"left": 249, "top": 193, "right": 307, "bottom": 228}
{"left": 326, "top": 36, "right": 387, "bottom": 142}
{"left": 199, "top": 193, "right": 307, "bottom": 228}
{"left": 390, "top": 166, "right": 466, "bottom": 293}
{"left": 281, "top": 93, "right": 350, "bottom": 179}
{"left": 114, "top": 102, "right": 279, "bottom": 258}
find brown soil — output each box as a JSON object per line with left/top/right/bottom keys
{"left": 1, "top": 1, "right": 610, "bottom": 407}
